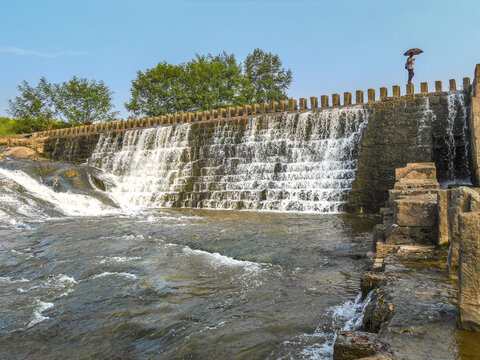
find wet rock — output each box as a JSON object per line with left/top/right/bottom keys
{"left": 459, "top": 212, "right": 480, "bottom": 331}
{"left": 89, "top": 175, "right": 105, "bottom": 191}
{"left": 61, "top": 169, "right": 80, "bottom": 178}
{"left": 447, "top": 187, "right": 480, "bottom": 273}
{"left": 361, "top": 272, "right": 387, "bottom": 298}
{"left": 385, "top": 225, "right": 436, "bottom": 245}
{"left": 333, "top": 331, "right": 394, "bottom": 360}
{"left": 363, "top": 287, "right": 395, "bottom": 333}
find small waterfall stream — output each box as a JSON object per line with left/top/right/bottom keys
{"left": 90, "top": 107, "right": 370, "bottom": 213}
{"left": 445, "top": 91, "right": 470, "bottom": 181}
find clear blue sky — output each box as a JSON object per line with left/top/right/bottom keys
{"left": 1, "top": 0, "right": 479, "bottom": 119}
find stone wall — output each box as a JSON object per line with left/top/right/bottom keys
{"left": 349, "top": 87, "right": 470, "bottom": 212}
{"left": 469, "top": 64, "right": 480, "bottom": 186}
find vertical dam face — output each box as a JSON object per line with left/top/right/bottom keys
{"left": 90, "top": 108, "right": 370, "bottom": 213}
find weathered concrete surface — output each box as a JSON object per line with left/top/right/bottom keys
{"left": 459, "top": 212, "right": 480, "bottom": 331}
{"left": 446, "top": 187, "right": 480, "bottom": 273}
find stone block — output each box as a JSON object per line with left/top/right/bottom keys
{"left": 321, "top": 95, "right": 329, "bottom": 107}
{"left": 449, "top": 79, "right": 456, "bottom": 91}
{"left": 309, "top": 97, "right": 318, "bottom": 109}
{"left": 421, "top": 82, "right": 428, "bottom": 94}
{"left": 395, "top": 162, "right": 436, "bottom": 181}
{"left": 447, "top": 187, "right": 480, "bottom": 273}
{"left": 406, "top": 83, "right": 414, "bottom": 95}
{"left": 394, "top": 194, "right": 437, "bottom": 227}
{"left": 459, "top": 212, "right": 480, "bottom": 331}
{"left": 332, "top": 93, "right": 340, "bottom": 106}
{"left": 380, "top": 87, "right": 387, "bottom": 100}
{"left": 437, "top": 190, "right": 451, "bottom": 246}
{"left": 385, "top": 223, "right": 436, "bottom": 245}
{"left": 356, "top": 90, "right": 364, "bottom": 104}
{"left": 392, "top": 85, "right": 400, "bottom": 98}
{"left": 344, "top": 92, "right": 352, "bottom": 105}
{"left": 435, "top": 81, "right": 442, "bottom": 92}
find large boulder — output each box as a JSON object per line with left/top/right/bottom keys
{"left": 459, "top": 212, "right": 480, "bottom": 331}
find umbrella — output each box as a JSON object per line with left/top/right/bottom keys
{"left": 404, "top": 48, "right": 423, "bottom": 56}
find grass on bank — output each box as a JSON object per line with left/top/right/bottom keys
{"left": 0, "top": 117, "right": 17, "bottom": 136}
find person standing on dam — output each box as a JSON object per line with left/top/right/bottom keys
{"left": 406, "top": 52, "right": 415, "bottom": 84}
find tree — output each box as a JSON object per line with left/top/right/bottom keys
{"left": 51, "top": 76, "right": 119, "bottom": 124}
{"left": 243, "top": 48, "right": 292, "bottom": 103}
{"left": 7, "top": 77, "right": 55, "bottom": 132}
{"left": 125, "top": 52, "right": 249, "bottom": 117}
{"left": 7, "top": 76, "right": 118, "bottom": 133}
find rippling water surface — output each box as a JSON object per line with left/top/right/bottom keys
{"left": 0, "top": 157, "right": 378, "bottom": 359}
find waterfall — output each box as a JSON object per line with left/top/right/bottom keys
{"left": 445, "top": 91, "right": 470, "bottom": 181}
{"left": 90, "top": 107, "right": 370, "bottom": 213}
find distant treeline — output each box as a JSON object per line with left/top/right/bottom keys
{"left": 5, "top": 49, "right": 292, "bottom": 134}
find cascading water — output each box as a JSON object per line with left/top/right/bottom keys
{"left": 445, "top": 91, "right": 470, "bottom": 181}
{"left": 90, "top": 107, "right": 370, "bottom": 213}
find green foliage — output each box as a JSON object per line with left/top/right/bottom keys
{"left": 0, "top": 117, "right": 17, "bottom": 135}
{"left": 52, "top": 76, "right": 119, "bottom": 124}
{"left": 244, "top": 48, "right": 292, "bottom": 103}
{"left": 7, "top": 77, "right": 118, "bottom": 133}
{"left": 126, "top": 49, "right": 292, "bottom": 117}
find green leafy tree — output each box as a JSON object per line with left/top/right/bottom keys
{"left": 7, "top": 77, "right": 55, "bottom": 132}
{"left": 243, "top": 48, "right": 292, "bottom": 103}
{"left": 51, "top": 76, "right": 119, "bottom": 124}
{"left": 125, "top": 52, "right": 250, "bottom": 117}
{"left": 8, "top": 76, "right": 118, "bottom": 133}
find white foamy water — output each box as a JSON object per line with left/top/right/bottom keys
{"left": 445, "top": 92, "right": 470, "bottom": 180}
{"left": 91, "top": 272, "right": 138, "bottom": 280}
{"left": 90, "top": 108, "right": 370, "bottom": 213}
{"left": 28, "top": 300, "right": 54, "bottom": 328}
{"left": 0, "top": 167, "right": 119, "bottom": 218}
{"left": 181, "top": 246, "right": 262, "bottom": 273}
{"left": 280, "top": 291, "right": 373, "bottom": 360}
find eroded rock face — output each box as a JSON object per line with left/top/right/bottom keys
{"left": 459, "top": 212, "right": 480, "bottom": 331}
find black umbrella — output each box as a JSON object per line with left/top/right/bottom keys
{"left": 404, "top": 48, "right": 423, "bottom": 56}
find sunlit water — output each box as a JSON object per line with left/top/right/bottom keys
{"left": 0, "top": 158, "right": 377, "bottom": 359}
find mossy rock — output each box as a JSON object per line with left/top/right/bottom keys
{"left": 61, "top": 169, "right": 80, "bottom": 178}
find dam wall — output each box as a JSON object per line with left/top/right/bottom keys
{"left": 1, "top": 75, "right": 476, "bottom": 213}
